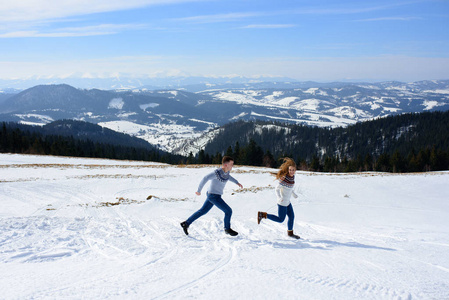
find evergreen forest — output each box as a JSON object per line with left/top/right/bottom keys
{"left": 201, "top": 111, "right": 449, "bottom": 172}
{"left": 0, "top": 122, "right": 184, "bottom": 164}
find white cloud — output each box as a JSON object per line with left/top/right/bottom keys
{"left": 0, "top": 23, "right": 148, "bottom": 38}
{"left": 0, "top": 0, "right": 201, "bottom": 23}
{"left": 289, "top": 2, "right": 423, "bottom": 16}
{"left": 174, "top": 2, "right": 422, "bottom": 25}
{"left": 354, "top": 16, "right": 422, "bottom": 22}
{"left": 240, "top": 24, "right": 296, "bottom": 29}
{"left": 174, "top": 12, "right": 265, "bottom": 24}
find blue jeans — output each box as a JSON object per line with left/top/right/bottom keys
{"left": 186, "top": 193, "right": 233, "bottom": 230}
{"left": 267, "top": 204, "right": 295, "bottom": 231}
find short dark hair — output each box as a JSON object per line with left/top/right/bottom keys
{"left": 222, "top": 156, "right": 234, "bottom": 164}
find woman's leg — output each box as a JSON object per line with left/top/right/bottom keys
{"left": 267, "top": 205, "right": 288, "bottom": 223}
{"left": 286, "top": 204, "right": 295, "bottom": 231}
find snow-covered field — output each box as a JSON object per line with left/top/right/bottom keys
{"left": 1, "top": 154, "right": 449, "bottom": 299}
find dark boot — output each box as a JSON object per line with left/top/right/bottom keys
{"left": 180, "top": 221, "right": 189, "bottom": 235}
{"left": 257, "top": 211, "right": 267, "bottom": 224}
{"left": 288, "top": 230, "right": 300, "bottom": 239}
{"left": 225, "top": 228, "right": 238, "bottom": 236}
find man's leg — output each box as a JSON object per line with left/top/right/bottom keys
{"left": 207, "top": 194, "right": 233, "bottom": 230}
{"left": 185, "top": 198, "right": 214, "bottom": 225}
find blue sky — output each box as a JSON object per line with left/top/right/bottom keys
{"left": 0, "top": 0, "right": 448, "bottom": 82}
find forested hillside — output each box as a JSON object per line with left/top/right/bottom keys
{"left": 202, "top": 111, "right": 449, "bottom": 172}
{"left": 0, "top": 121, "right": 184, "bottom": 164}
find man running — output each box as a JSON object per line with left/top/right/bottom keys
{"left": 180, "top": 156, "right": 243, "bottom": 236}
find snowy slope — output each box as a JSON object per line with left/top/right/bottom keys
{"left": 97, "top": 120, "right": 215, "bottom": 153}
{"left": 1, "top": 154, "right": 449, "bottom": 299}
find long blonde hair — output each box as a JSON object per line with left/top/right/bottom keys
{"left": 276, "top": 157, "right": 297, "bottom": 179}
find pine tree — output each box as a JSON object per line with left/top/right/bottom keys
{"left": 198, "top": 149, "right": 206, "bottom": 164}
{"left": 263, "top": 150, "right": 276, "bottom": 168}
{"left": 233, "top": 142, "right": 240, "bottom": 164}
{"left": 364, "top": 154, "right": 373, "bottom": 171}
{"left": 225, "top": 146, "right": 233, "bottom": 157}
{"left": 391, "top": 151, "right": 405, "bottom": 173}
{"left": 187, "top": 152, "right": 195, "bottom": 164}
{"left": 310, "top": 155, "right": 321, "bottom": 172}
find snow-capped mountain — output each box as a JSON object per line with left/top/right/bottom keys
{"left": 0, "top": 80, "right": 448, "bottom": 155}
{"left": 0, "top": 75, "right": 297, "bottom": 91}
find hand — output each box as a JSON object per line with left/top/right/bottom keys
{"left": 195, "top": 192, "right": 201, "bottom": 196}
{"left": 238, "top": 183, "right": 243, "bottom": 189}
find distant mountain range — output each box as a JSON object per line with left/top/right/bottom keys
{"left": 1, "top": 80, "right": 448, "bottom": 156}
{"left": 0, "top": 75, "right": 297, "bottom": 91}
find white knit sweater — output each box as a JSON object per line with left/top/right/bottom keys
{"left": 275, "top": 180, "right": 298, "bottom": 206}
